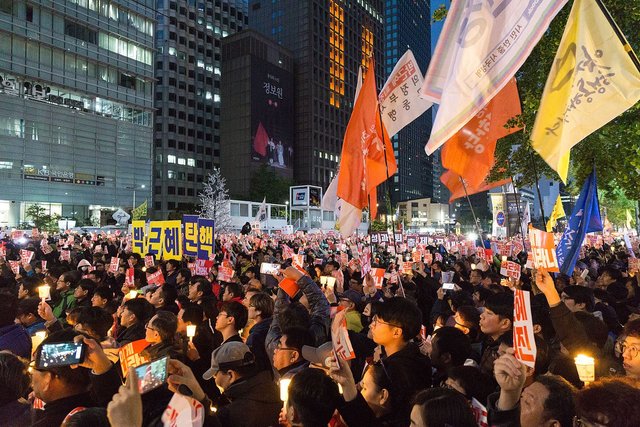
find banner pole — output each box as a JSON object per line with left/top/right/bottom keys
{"left": 529, "top": 150, "right": 547, "bottom": 228}
{"left": 459, "top": 176, "right": 483, "bottom": 239}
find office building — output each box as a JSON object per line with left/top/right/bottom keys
{"left": 0, "top": 0, "right": 154, "bottom": 227}
{"left": 384, "top": 0, "right": 439, "bottom": 204}
{"left": 219, "top": 29, "right": 294, "bottom": 198}
{"left": 153, "top": 0, "right": 248, "bottom": 219}
{"left": 249, "top": 0, "right": 385, "bottom": 190}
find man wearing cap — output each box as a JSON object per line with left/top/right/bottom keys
{"left": 203, "top": 342, "right": 281, "bottom": 427}
{"left": 339, "top": 289, "right": 364, "bottom": 333}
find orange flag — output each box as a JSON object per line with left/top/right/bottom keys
{"left": 441, "top": 78, "right": 522, "bottom": 189}
{"left": 441, "top": 170, "right": 511, "bottom": 203}
{"left": 337, "top": 58, "right": 397, "bottom": 220}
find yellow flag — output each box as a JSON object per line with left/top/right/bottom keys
{"left": 546, "top": 195, "right": 566, "bottom": 232}
{"left": 132, "top": 200, "right": 147, "bottom": 220}
{"left": 531, "top": 0, "right": 640, "bottom": 183}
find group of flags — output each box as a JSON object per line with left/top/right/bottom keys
{"left": 323, "top": 0, "right": 639, "bottom": 237}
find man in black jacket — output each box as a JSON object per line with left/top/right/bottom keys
{"left": 202, "top": 342, "right": 281, "bottom": 427}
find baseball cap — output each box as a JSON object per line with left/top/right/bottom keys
{"left": 202, "top": 342, "right": 255, "bottom": 380}
{"left": 301, "top": 341, "right": 333, "bottom": 368}
{"left": 339, "top": 289, "right": 362, "bottom": 306}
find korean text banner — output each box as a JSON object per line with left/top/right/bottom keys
{"left": 131, "top": 220, "right": 146, "bottom": 255}
{"left": 197, "top": 218, "right": 215, "bottom": 260}
{"left": 421, "top": 0, "right": 569, "bottom": 155}
{"left": 530, "top": 0, "right": 640, "bottom": 182}
{"left": 182, "top": 215, "right": 199, "bottom": 257}
{"left": 147, "top": 221, "right": 182, "bottom": 260}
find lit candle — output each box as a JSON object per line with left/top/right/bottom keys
{"left": 38, "top": 285, "right": 50, "bottom": 302}
{"left": 279, "top": 378, "right": 291, "bottom": 402}
{"left": 320, "top": 276, "right": 327, "bottom": 286}
{"left": 502, "top": 256, "right": 507, "bottom": 262}
{"left": 574, "top": 354, "right": 595, "bottom": 383}
{"left": 31, "top": 330, "right": 47, "bottom": 355}
{"left": 186, "top": 324, "right": 197, "bottom": 341}
{"left": 128, "top": 290, "right": 138, "bottom": 300}
{"left": 326, "top": 277, "right": 336, "bottom": 291}
{"left": 471, "top": 263, "right": 476, "bottom": 270}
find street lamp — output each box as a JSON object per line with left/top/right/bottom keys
{"left": 124, "top": 185, "right": 146, "bottom": 210}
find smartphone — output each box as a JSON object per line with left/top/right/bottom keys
{"left": 37, "top": 342, "right": 86, "bottom": 368}
{"left": 260, "top": 262, "right": 281, "bottom": 275}
{"left": 580, "top": 269, "right": 589, "bottom": 279}
{"left": 133, "top": 356, "right": 169, "bottom": 394}
{"left": 442, "top": 283, "right": 456, "bottom": 291}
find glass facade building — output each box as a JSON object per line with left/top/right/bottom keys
{"left": 384, "top": 0, "right": 442, "bottom": 204}
{"left": 249, "top": 0, "right": 385, "bottom": 189}
{"left": 152, "top": 0, "right": 248, "bottom": 219}
{"left": 0, "top": 0, "right": 154, "bottom": 227}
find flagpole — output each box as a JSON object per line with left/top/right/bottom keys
{"left": 529, "top": 150, "right": 547, "bottom": 228}
{"left": 458, "top": 176, "right": 483, "bottom": 239}
{"left": 593, "top": 0, "right": 640, "bottom": 72}
{"left": 373, "top": 62, "right": 405, "bottom": 298}
{"left": 507, "top": 161, "right": 524, "bottom": 237}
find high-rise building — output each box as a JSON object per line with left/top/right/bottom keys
{"left": 384, "top": 0, "right": 439, "bottom": 204}
{"left": 219, "top": 29, "right": 294, "bottom": 198}
{"left": 153, "top": 0, "right": 248, "bottom": 219}
{"left": 249, "top": 0, "right": 385, "bottom": 190}
{"left": 0, "top": 1, "right": 154, "bottom": 227}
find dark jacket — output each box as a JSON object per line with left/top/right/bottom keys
{"left": 479, "top": 334, "right": 505, "bottom": 379}
{"left": 115, "top": 322, "right": 146, "bottom": 347}
{"left": 266, "top": 275, "right": 331, "bottom": 365}
{"left": 216, "top": 370, "right": 281, "bottom": 427}
{"left": 0, "top": 400, "right": 32, "bottom": 427}
{"left": 246, "top": 317, "right": 272, "bottom": 374}
{"left": 0, "top": 323, "right": 31, "bottom": 359}
{"left": 338, "top": 393, "right": 407, "bottom": 427}
{"left": 486, "top": 391, "right": 520, "bottom": 427}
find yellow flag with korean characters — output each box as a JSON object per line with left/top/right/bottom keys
{"left": 531, "top": 0, "right": 640, "bottom": 183}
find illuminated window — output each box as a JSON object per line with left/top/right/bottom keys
{"left": 328, "top": 0, "right": 344, "bottom": 108}
{"left": 361, "top": 26, "right": 374, "bottom": 69}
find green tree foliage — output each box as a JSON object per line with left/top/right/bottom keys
{"left": 599, "top": 188, "right": 636, "bottom": 228}
{"left": 487, "top": 1, "right": 640, "bottom": 202}
{"left": 249, "top": 165, "right": 294, "bottom": 204}
{"left": 25, "top": 205, "right": 60, "bottom": 232}
{"left": 370, "top": 219, "right": 387, "bottom": 232}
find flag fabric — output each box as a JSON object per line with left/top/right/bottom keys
{"left": 379, "top": 50, "right": 432, "bottom": 138}
{"left": 626, "top": 209, "right": 633, "bottom": 230}
{"left": 520, "top": 202, "right": 531, "bottom": 238}
{"left": 440, "top": 170, "right": 511, "bottom": 203}
{"left": 546, "top": 195, "right": 566, "bottom": 232}
{"left": 337, "top": 58, "right": 397, "bottom": 231}
{"left": 556, "top": 170, "right": 603, "bottom": 275}
{"left": 603, "top": 215, "right": 613, "bottom": 234}
{"left": 132, "top": 200, "right": 147, "bottom": 220}
{"left": 441, "top": 78, "right": 522, "bottom": 189}
{"left": 253, "top": 122, "right": 269, "bottom": 157}
{"left": 421, "top": 0, "right": 569, "bottom": 155}
{"left": 530, "top": 0, "right": 640, "bottom": 182}
{"left": 254, "top": 197, "right": 267, "bottom": 222}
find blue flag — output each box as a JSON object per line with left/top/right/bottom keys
{"left": 556, "top": 170, "right": 603, "bottom": 275}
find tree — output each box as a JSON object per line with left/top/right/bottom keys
{"left": 199, "top": 168, "right": 233, "bottom": 233}
{"left": 25, "top": 204, "right": 60, "bottom": 232}
{"left": 486, "top": 1, "right": 640, "bottom": 200}
{"left": 249, "top": 165, "right": 293, "bottom": 204}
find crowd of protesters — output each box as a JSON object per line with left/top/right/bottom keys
{"left": 1, "top": 228, "right": 640, "bottom": 427}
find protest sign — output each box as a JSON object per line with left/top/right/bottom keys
{"left": 161, "top": 393, "right": 205, "bottom": 427}
{"left": 331, "top": 308, "right": 355, "bottom": 360}
{"left": 529, "top": 227, "right": 560, "bottom": 272}
{"left": 109, "top": 257, "right": 120, "bottom": 274}
{"left": 370, "top": 267, "right": 385, "bottom": 289}
{"left": 471, "top": 398, "right": 489, "bottom": 427}
{"left": 118, "top": 339, "right": 150, "bottom": 377}
{"left": 217, "top": 266, "right": 235, "bottom": 283}
{"left": 500, "top": 261, "right": 521, "bottom": 281}
{"left": 278, "top": 277, "right": 300, "bottom": 298}
{"left": 145, "top": 255, "right": 155, "bottom": 268}
{"left": 513, "top": 290, "right": 537, "bottom": 368}
{"left": 147, "top": 270, "right": 165, "bottom": 286}
{"left": 60, "top": 249, "right": 71, "bottom": 262}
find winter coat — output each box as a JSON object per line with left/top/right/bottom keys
{"left": 0, "top": 323, "right": 31, "bottom": 359}
{"left": 216, "top": 370, "right": 282, "bottom": 427}
{"left": 246, "top": 317, "right": 273, "bottom": 375}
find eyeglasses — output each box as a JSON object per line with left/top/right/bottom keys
{"left": 275, "top": 341, "right": 298, "bottom": 352}
{"left": 573, "top": 416, "right": 607, "bottom": 427}
{"left": 217, "top": 312, "right": 229, "bottom": 318}
{"left": 145, "top": 322, "right": 158, "bottom": 332}
{"left": 371, "top": 315, "right": 402, "bottom": 329}
{"left": 615, "top": 340, "right": 639, "bottom": 359}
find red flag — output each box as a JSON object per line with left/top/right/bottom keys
{"left": 441, "top": 78, "right": 522, "bottom": 189}
{"left": 253, "top": 121, "right": 269, "bottom": 157}
{"left": 337, "top": 58, "right": 396, "bottom": 220}
{"left": 441, "top": 170, "right": 511, "bottom": 203}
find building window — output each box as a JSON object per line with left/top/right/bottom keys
{"left": 177, "top": 157, "right": 186, "bottom": 165}
{"left": 328, "top": 0, "right": 345, "bottom": 109}
{"left": 167, "top": 155, "right": 176, "bottom": 163}
{"left": 187, "top": 158, "right": 195, "bottom": 167}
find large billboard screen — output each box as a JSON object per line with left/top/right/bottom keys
{"left": 251, "top": 57, "right": 294, "bottom": 178}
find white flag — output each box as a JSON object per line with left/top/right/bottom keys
{"left": 421, "top": 0, "right": 569, "bottom": 155}
{"left": 322, "top": 172, "right": 339, "bottom": 212}
{"left": 380, "top": 50, "right": 432, "bottom": 137}
{"left": 254, "top": 197, "right": 267, "bottom": 222}
{"left": 520, "top": 202, "right": 531, "bottom": 238}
